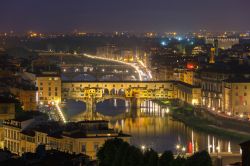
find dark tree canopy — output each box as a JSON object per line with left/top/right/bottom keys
{"left": 97, "top": 139, "right": 212, "bottom": 166}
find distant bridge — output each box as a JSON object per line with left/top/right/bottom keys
{"left": 62, "top": 81, "right": 176, "bottom": 120}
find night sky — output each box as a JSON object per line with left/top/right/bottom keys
{"left": 1, "top": 0, "right": 250, "bottom": 33}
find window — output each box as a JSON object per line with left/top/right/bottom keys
{"left": 235, "top": 93, "right": 238, "bottom": 96}
{"left": 244, "top": 93, "right": 247, "bottom": 96}
{"left": 94, "top": 143, "right": 99, "bottom": 152}
{"left": 49, "top": 87, "right": 51, "bottom": 91}
{"left": 236, "top": 86, "right": 238, "bottom": 89}
{"left": 245, "top": 86, "right": 248, "bottom": 89}
{"left": 40, "top": 87, "right": 43, "bottom": 90}
{"left": 81, "top": 144, "right": 86, "bottom": 153}
{"left": 40, "top": 82, "right": 43, "bottom": 86}
{"left": 55, "top": 93, "right": 58, "bottom": 96}
{"left": 55, "top": 87, "right": 58, "bottom": 91}
{"left": 49, "top": 92, "right": 51, "bottom": 96}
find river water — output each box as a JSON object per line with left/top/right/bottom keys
{"left": 64, "top": 99, "right": 241, "bottom": 154}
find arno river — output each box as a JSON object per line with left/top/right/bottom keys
{"left": 64, "top": 99, "right": 241, "bottom": 154}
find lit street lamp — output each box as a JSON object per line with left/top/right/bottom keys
{"left": 141, "top": 145, "right": 146, "bottom": 153}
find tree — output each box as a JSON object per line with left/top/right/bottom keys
{"left": 159, "top": 150, "right": 174, "bottom": 166}
{"left": 112, "top": 141, "right": 130, "bottom": 166}
{"left": 143, "top": 149, "right": 158, "bottom": 166}
{"left": 171, "top": 156, "right": 186, "bottom": 166}
{"left": 122, "top": 146, "right": 143, "bottom": 166}
{"left": 97, "top": 138, "right": 124, "bottom": 166}
{"left": 186, "top": 151, "right": 212, "bottom": 166}
{"left": 35, "top": 144, "right": 46, "bottom": 159}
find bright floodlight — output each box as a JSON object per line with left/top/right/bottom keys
{"left": 141, "top": 145, "right": 146, "bottom": 151}
{"left": 161, "top": 41, "right": 166, "bottom": 46}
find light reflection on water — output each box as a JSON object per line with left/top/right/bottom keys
{"left": 110, "top": 116, "right": 240, "bottom": 153}
{"left": 64, "top": 99, "right": 241, "bottom": 153}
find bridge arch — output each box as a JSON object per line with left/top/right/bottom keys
{"left": 103, "top": 88, "right": 109, "bottom": 95}
{"left": 118, "top": 88, "right": 126, "bottom": 96}
{"left": 110, "top": 88, "right": 118, "bottom": 95}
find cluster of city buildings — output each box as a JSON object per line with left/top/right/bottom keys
{"left": 1, "top": 33, "right": 250, "bottom": 160}
{"left": 150, "top": 36, "right": 250, "bottom": 119}
{"left": 0, "top": 48, "right": 130, "bottom": 159}
{"left": 3, "top": 117, "right": 129, "bottom": 159}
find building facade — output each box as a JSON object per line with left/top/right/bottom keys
{"left": 175, "top": 82, "right": 201, "bottom": 106}
{"left": 9, "top": 87, "right": 37, "bottom": 111}
{"left": 223, "top": 78, "right": 250, "bottom": 118}
{"left": 36, "top": 73, "right": 62, "bottom": 105}
{"left": 3, "top": 119, "right": 130, "bottom": 159}
{"left": 205, "top": 38, "right": 239, "bottom": 49}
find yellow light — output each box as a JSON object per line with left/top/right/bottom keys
{"left": 192, "top": 99, "right": 198, "bottom": 105}
{"left": 55, "top": 100, "right": 66, "bottom": 123}
{"left": 166, "top": 108, "right": 170, "bottom": 114}
{"left": 141, "top": 145, "right": 146, "bottom": 151}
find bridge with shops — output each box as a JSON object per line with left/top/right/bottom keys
{"left": 62, "top": 81, "right": 176, "bottom": 120}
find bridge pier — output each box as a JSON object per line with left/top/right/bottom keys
{"left": 129, "top": 98, "right": 142, "bottom": 117}
{"left": 85, "top": 97, "right": 97, "bottom": 120}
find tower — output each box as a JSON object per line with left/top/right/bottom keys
{"left": 209, "top": 48, "right": 215, "bottom": 64}
{"left": 214, "top": 39, "right": 219, "bottom": 56}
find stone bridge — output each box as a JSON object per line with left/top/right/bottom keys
{"left": 62, "top": 81, "right": 176, "bottom": 119}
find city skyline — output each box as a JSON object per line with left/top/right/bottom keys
{"left": 1, "top": 0, "right": 250, "bottom": 33}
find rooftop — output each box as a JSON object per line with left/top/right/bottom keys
{"left": 21, "top": 120, "right": 130, "bottom": 139}
{"left": 224, "top": 77, "right": 250, "bottom": 83}
{"left": 173, "top": 81, "right": 200, "bottom": 89}
{"left": 0, "top": 95, "right": 17, "bottom": 103}
{"left": 199, "top": 63, "right": 250, "bottom": 75}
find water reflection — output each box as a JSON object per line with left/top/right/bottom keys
{"left": 109, "top": 100, "right": 240, "bottom": 154}
{"left": 111, "top": 116, "right": 240, "bottom": 154}
{"left": 64, "top": 99, "right": 241, "bottom": 154}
